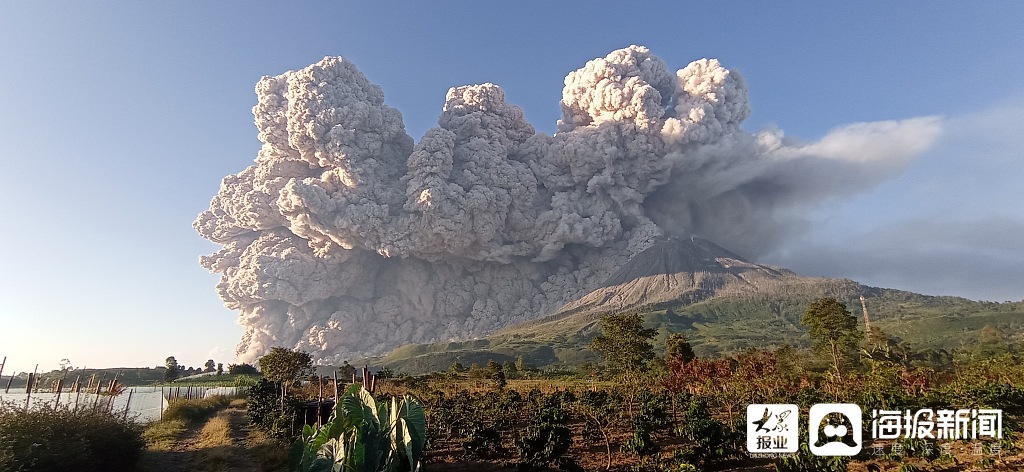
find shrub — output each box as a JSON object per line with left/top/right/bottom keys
{"left": 674, "top": 396, "right": 738, "bottom": 466}
{"left": 163, "top": 395, "right": 232, "bottom": 423}
{"left": 247, "top": 377, "right": 299, "bottom": 437}
{"left": 0, "top": 401, "right": 144, "bottom": 472}
{"left": 234, "top": 374, "right": 261, "bottom": 388}
{"left": 228, "top": 362, "right": 260, "bottom": 376}
{"left": 290, "top": 384, "right": 426, "bottom": 472}
{"left": 516, "top": 391, "right": 581, "bottom": 472}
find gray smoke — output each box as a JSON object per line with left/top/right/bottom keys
{"left": 195, "top": 46, "right": 942, "bottom": 363}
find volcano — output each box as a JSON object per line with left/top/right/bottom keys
{"left": 554, "top": 237, "right": 793, "bottom": 317}
{"left": 357, "top": 237, "right": 1024, "bottom": 374}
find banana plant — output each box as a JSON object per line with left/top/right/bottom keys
{"left": 290, "top": 384, "right": 426, "bottom": 472}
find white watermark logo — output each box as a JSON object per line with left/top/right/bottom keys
{"left": 744, "top": 403, "right": 1005, "bottom": 458}
{"left": 746, "top": 404, "right": 798, "bottom": 455}
{"left": 871, "top": 408, "right": 1002, "bottom": 440}
{"left": 809, "top": 403, "right": 863, "bottom": 456}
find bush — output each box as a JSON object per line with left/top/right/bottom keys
{"left": 162, "top": 395, "right": 231, "bottom": 423}
{"left": 247, "top": 377, "right": 304, "bottom": 438}
{"left": 290, "top": 384, "right": 426, "bottom": 472}
{"left": 0, "top": 401, "right": 144, "bottom": 472}
{"left": 234, "top": 374, "right": 261, "bottom": 388}
{"left": 228, "top": 362, "right": 260, "bottom": 376}
{"left": 516, "top": 390, "right": 581, "bottom": 472}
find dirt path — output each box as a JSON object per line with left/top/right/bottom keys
{"left": 137, "top": 422, "right": 205, "bottom": 472}
{"left": 138, "top": 405, "right": 287, "bottom": 472}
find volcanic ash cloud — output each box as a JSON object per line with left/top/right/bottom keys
{"left": 195, "top": 46, "right": 942, "bottom": 364}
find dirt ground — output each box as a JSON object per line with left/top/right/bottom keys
{"left": 135, "top": 405, "right": 288, "bottom": 472}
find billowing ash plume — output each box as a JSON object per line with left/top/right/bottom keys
{"left": 195, "top": 46, "right": 942, "bottom": 363}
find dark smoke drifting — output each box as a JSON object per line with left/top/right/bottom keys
{"left": 195, "top": 46, "right": 941, "bottom": 363}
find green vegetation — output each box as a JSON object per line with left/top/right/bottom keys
{"left": 165, "top": 356, "right": 180, "bottom": 381}
{"left": 0, "top": 401, "right": 144, "bottom": 472}
{"left": 163, "top": 395, "right": 233, "bottom": 424}
{"left": 9, "top": 293, "right": 1012, "bottom": 472}
{"left": 665, "top": 333, "right": 695, "bottom": 363}
{"left": 260, "top": 347, "right": 314, "bottom": 387}
{"left": 591, "top": 313, "right": 658, "bottom": 374}
{"left": 224, "top": 297, "right": 1024, "bottom": 471}
{"left": 142, "top": 418, "right": 187, "bottom": 450}
{"left": 290, "top": 384, "right": 426, "bottom": 472}
{"left": 229, "top": 362, "right": 261, "bottom": 375}
{"left": 139, "top": 398, "right": 290, "bottom": 472}
{"left": 801, "top": 297, "right": 860, "bottom": 380}
{"left": 360, "top": 284, "right": 1024, "bottom": 374}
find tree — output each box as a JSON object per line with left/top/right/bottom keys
{"left": 666, "top": 333, "right": 696, "bottom": 363}
{"left": 975, "top": 325, "right": 1016, "bottom": 358}
{"left": 502, "top": 360, "right": 518, "bottom": 380}
{"left": 515, "top": 355, "right": 527, "bottom": 372}
{"left": 338, "top": 361, "right": 357, "bottom": 380}
{"left": 486, "top": 359, "right": 506, "bottom": 388}
{"left": 164, "top": 356, "right": 179, "bottom": 381}
{"left": 216, "top": 363, "right": 224, "bottom": 376}
{"left": 204, "top": 359, "right": 216, "bottom": 373}
{"left": 228, "top": 363, "right": 259, "bottom": 375}
{"left": 258, "top": 347, "right": 313, "bottom": 386}
{"left": 573, "top": 390, "right": 622, "bottom": 470}
{"left": 591, "top": 312, "right": 658, "bottom": 374}
{"left": 801, "top": 297, "right": 859, "bottom": 381}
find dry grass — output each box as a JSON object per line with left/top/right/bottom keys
{"left": 139, "top": 401, "right": 289, "bottom": 472}
{"left": 141, "top": 418, "right": 187, "bottom": 451}
{"left": 193, "top": 411, "right": 245, "bottom": 471}
{"left": 196, "top": 411, "right": 233, "bottom": 448}
{"left": 163, "top": 395, "right": 232, "bottom": 423}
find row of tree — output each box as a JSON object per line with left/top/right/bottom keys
{"left": 161, "top": 356, "right": 259, "bottom": 381}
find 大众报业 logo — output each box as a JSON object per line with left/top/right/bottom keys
{"left": 747, "top": 404, "right": 798, "bottom": 454}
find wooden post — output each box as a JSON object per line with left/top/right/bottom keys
{"left": 123, "top": 389, "right": 133, "bottom": 420}
{"left": 24, "top": 373, "right": 33, "bottom": 411}
{"left": 54, "top": 378, "right": 64, "bottom": 408}
{"left": 92, "top": 375, "right": 103, "bottom": 409}
{"left": 317, "top": 376, "right": 325, "bottom": 428}
{"left": 333, "top": 370, "right": 339, "bottom": 401}
{"left": 0, "top": 356, "right": 6, "bottom": 383}
{"left": 4, "top": 371, "right": 13, "bottom": 393}
{"left": 74, "top": 377, "right": 83, "bottom": 410}
{"left": 160, "top": 387, "right": 164, "bottom": 420}
{"left": 31, "top": 364, "right": 39, "bottom": 393}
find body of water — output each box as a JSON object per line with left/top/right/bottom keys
{"left": 0, "top": 386, "right": 244, "bottom": 423}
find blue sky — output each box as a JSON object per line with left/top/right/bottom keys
{"left": 1, "top": 2, "right": 1022, "bottom": 374}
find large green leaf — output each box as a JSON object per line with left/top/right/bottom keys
{"left": 400, "top": 396, "right": 426, "bottom": 463}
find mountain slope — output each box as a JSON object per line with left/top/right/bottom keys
{"left": 358, "top": 238, "right": 1024, "bottom": 374}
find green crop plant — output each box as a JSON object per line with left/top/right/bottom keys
{"left": 290, "top": 384, "right": 426, "bottom": 472}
